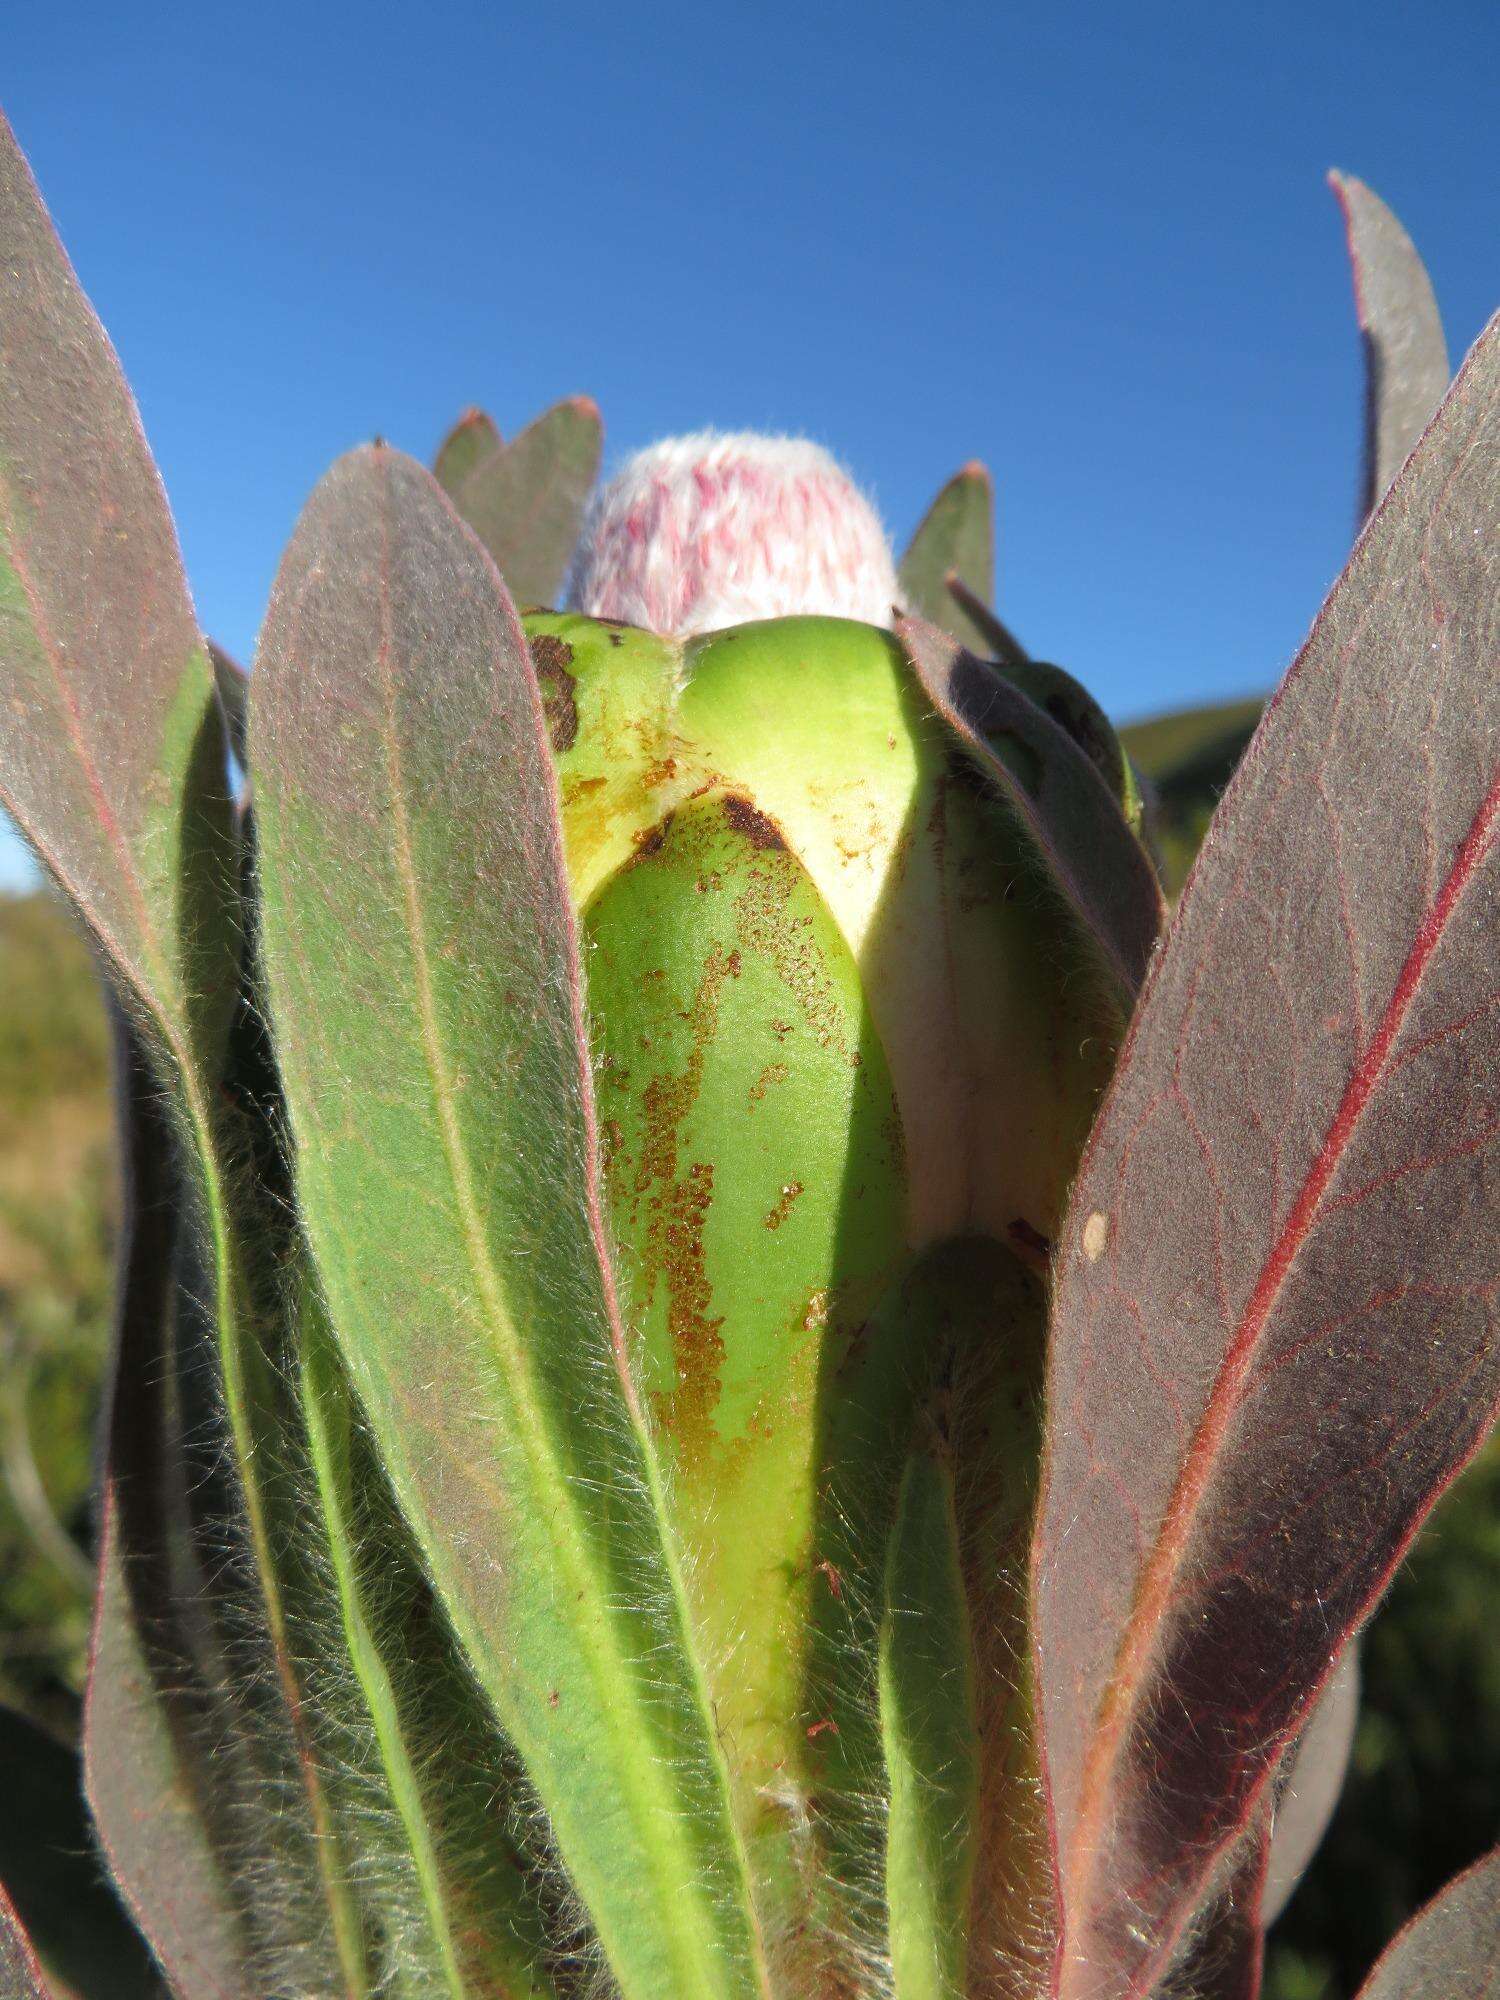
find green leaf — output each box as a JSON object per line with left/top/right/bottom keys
{"left": 252, "top": 445, "right": 767, "bottom": 2000}
{"left": 880, "top": 1445, "right": 978, "bottom": 2000}
{"left": 432, "top": 397, "right": 602, "bottom": 607}
{"left": 0, "top": 1705, "right": 162, "bottom": 1999}
{"left": 898, "top": 465, "right": 996, "bottom": 655}
{"left": 297, "top": 1279, "right": 562, "bottom": 1999}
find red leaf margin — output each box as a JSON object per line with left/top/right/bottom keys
{"left": 1031, "top": 316, "right": 1500, "bottom": 1999}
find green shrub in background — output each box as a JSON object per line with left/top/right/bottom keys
{"left": 0, "top": 892, "right": 114, "bottom": 1737}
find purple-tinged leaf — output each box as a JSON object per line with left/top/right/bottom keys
{"left": 942, "top": 568, "right": 1029, "bottom": 673}
{"left": 898, "top": 463, "right": 997, "bottom": 654}
{"left": 1330, "top": 172, "right": 1450, "bottom": 524}
{"left": 432, "top": 396, "right": 601, "bottom": 607}
{"left": 0, "top": 1884, "right": 47, "bottom": 2000}
{"left": 1174, "top": 1831, "right": 1270, "bottom": 2000}
{"left": 1032, "top": 317, "right": 1500, "bottom": 2000}
{"left": 85, "top": 1026, "right": 259, "bottom": 2000}
{"left": 0, "top": 111, "right": 236, "bottom": 1068}
{"left": 432, "top": 405, "right": 501, "bottom": 492}
{"left": 899, "top": 615, "right": 1164, "bottom": 1017}
{"left": 0, "top": 1704, "right": 162, "bottom": 1999}
{"left": 1354, "top": 1846, "right": 1500, "bottom": 2000}
{"left": 1263, "top": 1646, "right": 1360, "bottom": 1925}
{"left": 0, "top": 117, "right": 364, "bottom": 1988}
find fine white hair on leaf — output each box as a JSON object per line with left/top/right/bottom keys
{"left": 566, "top": 431, "right": 903, "bottom": 636}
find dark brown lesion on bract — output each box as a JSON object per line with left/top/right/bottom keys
{"left": 529, "top": 632, "right": 579, "bottom": 752}
{"left": 722, "top": 792, "right": 787, "bottom": 850}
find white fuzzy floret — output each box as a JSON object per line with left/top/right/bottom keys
{"left": 566, "top": 431, "right": 901, "bottom": 636}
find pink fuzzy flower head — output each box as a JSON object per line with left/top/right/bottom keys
{"left": 566, "top": 431, "right": 901, "bottom": 637}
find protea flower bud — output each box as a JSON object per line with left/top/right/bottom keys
{"left": 566, "top": 431, "right": 902, "bottom": 633}
{"left": 525, "top": 434, "right": 1147, "bottom": 1980}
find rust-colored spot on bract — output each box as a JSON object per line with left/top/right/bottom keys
{"left": 748, "top": 1060, "right": 790, "bottom": 1110}
{"left": 630, "top": 816, "right": 671, "bottom": 860}
{"left": 529, "top": 633, "right": 579, "bottom": 752}
{"left": 721, "top": 792, "right": 787, "bottom": 850}
{"left": 626, "top": 903, "right": 744, "bottom": 1462}
{"left": 764, "top": 1181, "right": 805, "bottom": 1231}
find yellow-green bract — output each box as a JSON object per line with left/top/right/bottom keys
{"left": 529, "top": 608, "right": 1141, "bottom": 1986}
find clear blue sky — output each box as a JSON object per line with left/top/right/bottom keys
{"left": 3, "top": 0, "right": 1496, "bottom": 887}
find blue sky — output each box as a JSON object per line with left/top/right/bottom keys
{"left": 3, "top": 0, "right": 1496, "bottom": 887}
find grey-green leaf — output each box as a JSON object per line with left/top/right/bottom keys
{"left": 898, "top": 465, "right": 997, "bottom": 654}
{"left": 432, "top": 397, "right": 602, "bottom": 607}
{"left": 899, "top": 614, "right": 1165, "bottom": 1017}
{"left": 0, "top": 110, "right": 236, "bottom": 1072}
{"left": 1329, "top": 171, "right": 1450, "bottom": 521}
{"left": 880, "top": 1445, "right": 979, "bottom": 2000}
{"left": 0, "top": 1706, "right": 163, "bottom": 1999}
{"left": 252, "top": 444, "right": 766, "bottom": 2000}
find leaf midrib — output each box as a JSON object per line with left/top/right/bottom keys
{"left": 1063, "top": 765, "right": 1500, "bottom": 1993}
{"left": 369, "top": 477, "right": 755, "bottom": 2000}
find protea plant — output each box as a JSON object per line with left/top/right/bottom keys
{"left": 0, "top": 108, "right": 1496, "bottom": 2000}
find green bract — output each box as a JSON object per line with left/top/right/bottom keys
{"left": 530, "top": 609, "right": 1134, "bottom": 1975}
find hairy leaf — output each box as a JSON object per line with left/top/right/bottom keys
{"left": 1329, "top": 172, "right": 1450, "bottom": 521}
{"left": 0, "top": 113, "right": 365, "bottom": 1986}
{"left": 252, "top": 445, "right": 766, "bottom": 2000}
{"left": 432, "top": 406, "right": 501, "bottom": 492}
{"left": 1354, "top": 1845, "right": 1500, "bottom": 2000}
{"left": 0, "top": 1705, "right": 162, "bottom": 1999}
{"left": 298, "top": 1281, "right": 562, "bottom": 1999}
{"left": 209, "top": 641, "right": 250, "bottom": 769}
{"left": 432, "top": 397, "right": 601, "bottom": 607}
{"left": 1032, "top": 320, "right": 1500, "bottom": 1998}
{"left": 899, "top": 615, "right": 1164, "bottom": 1016}
{"left": 1174, "top": 1831, "right": 1271, "bottom": 2000}
{"left": 898, "top": 465, "right": 996, "bottom": 654}
{"left": 879, "top": 1444, "right": 979, "bottom": 2000}
{"left": 0, "top": 111, "right": 236, "bottom": 1068}
{"left": 85, "top": 1020, "right": 300, "bottom": 1999}
{"left": 1262, "top": 1647, "right": 1360, "bottom": 1926}
{"left": 0, "top": 1884, "right": 47, "bottom": 2000}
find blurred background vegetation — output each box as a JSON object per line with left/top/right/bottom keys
{"left": 0, "top": 703, "right": 1494, "bottom": 1995}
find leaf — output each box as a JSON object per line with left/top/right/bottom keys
{"left": 898, "top": 465, "right": 996, "bottom": 654}
{"left": 1262, "top": 1646, "right": 1360, "bottom": 1926}
{"left": 209, "top": 641, "right": 250, "bottom": 769}
{"left": 432, "top": 397, "right": 601, "bottom": 607}
{"left": 1185, "top": 1843, "right": 1270, "bottom": 2000}
{"left": 0, "top": 115, "right": 365, "bottom": 1989}
{"left": 0, "top": 1884, "right": 47, "bottom": 2000}
{"left": 879, "top": 1443, "right": 979, "bottom": 2000}
{"left": 297, "top": 1280, "right": 561, "bottom": 1999}
{"left": 899, "top": 614, "right": 1164, "bottom": 1017}
{"left": 85, "top": 1021, "right": 270, "bottom": 2000}
{"left": 433, "top": 406, "right": 501, "bottom": 492}
{"left": 1354, "top": 1845, "right": 1500, "bottom": 1999}
{"left": 1031, "top": 318, "right": 1500, "bottom": 1999}
{"left": 1330, "top": 172, "right": 1450, "bottom": 522}
{"left": 0, "top": 112, "right": 237, "bottom": 1070}
{"left": 0, "top": 1706, "right": 162, "bottom": 1999}
{"left": 251, "top": 444, "right": 767, "bottom": 2000}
